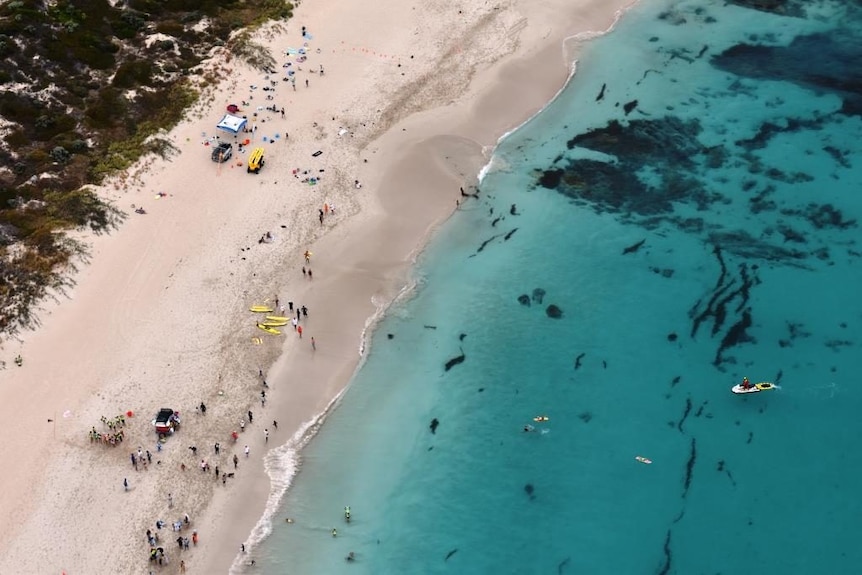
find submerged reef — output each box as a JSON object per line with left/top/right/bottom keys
{"left": 712, "top": 28, "right": 862, "bottom": 116}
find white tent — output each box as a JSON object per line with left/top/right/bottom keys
{"left": 216, "top": 114, "right": 247, "bottom": 134}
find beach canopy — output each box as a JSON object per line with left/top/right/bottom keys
{"left": 216, "top": 114, "right": 247, "bottom": 134}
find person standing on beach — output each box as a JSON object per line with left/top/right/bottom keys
{"left": 131, "top": 452, "right": 137, "bottom": 470}
{"left": 301, "top": 305, "right": 308, "bottom": 318}
{"left": 124, "top": 478, "right": 129, "bottom": 491}
{"left": 291, "top": 317, "right": 298, "bottom": 331}
{"left": 308, "top": 269, "right": 313, "bottom": 280}
{"left": 297, "top": 325, "right": 303, "bottom": 338}
{"left": 273, "top": 420, "right": 278, "bottom": 430}
{"left": 264, "top": 429, "right": 269, "bottom": 443}
{"left": 311, "top": 337, "right": 316, "bottom": 351}
{"left": 248, "top": 410, "right": 253, "bottom": 424}
{"left": 233, "top": 454, "right": 239, "bottom": 469}
{"left": 244, "top": 445, "right": 250, "bottom": 458}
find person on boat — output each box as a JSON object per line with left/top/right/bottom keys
{"left": 741, "top": 376, "right": 752, "bottom": 389}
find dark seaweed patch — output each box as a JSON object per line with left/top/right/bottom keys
{"left": 650, "top": 267, "right": 675, "bottom": 278}
{"left": 688, "top": 247, "right": 760, "bottom": 365}
{"left": 727, "top": 0, "right": 806, "bottom": 18}
{"left": 823, "top": 146, "right": 851, "bottom": 168}
{"left": 622, "top": 238, "right": 646, "bottom": 255}
{"left": 444, "top": 349, "right": 465, "bottom": 372}
{"left": 712, "top": 29, "right": 862, "bottom": 116}
{"left": 532, "top": 288, "right": 546, "bottom": 304}
{"left": 574, "top": 353, "right": 585, "bottom": 370}
{"left": 735, "top": 118, "right": 820, "bottom": 151}
{"left": 475, "top": 233, "right": 501, "bottom": 253}
{"left": 682, "top": 438, "right": 697, "bottom": 499}
{"left": 596, "top": 83, "right": 606, "bottom": 101}
{"left": 677, "top": 398, "right": 692, "bottom": 433}
{"left": 546, "top": 305, "right": 563, "bottom": 319}
{"left": 657, "top": 529, "right": 673, "bottom": 575}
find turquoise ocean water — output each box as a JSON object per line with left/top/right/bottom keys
{"left": 253, "top": 0, "right": 862, "bottom": 573}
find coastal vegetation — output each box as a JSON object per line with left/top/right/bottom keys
{"left": 0, "top": 0, "right": 293, "bottom": 340}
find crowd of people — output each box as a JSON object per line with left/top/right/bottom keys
{"left": 88, "top": 414, "right": 127, "bottom": 445}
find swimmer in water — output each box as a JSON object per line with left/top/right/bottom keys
{"left": 523, "top": 424, "right": 535, "bottom": 433}
{"left": 346, "top": 551, "right": 356, "bottom": 562}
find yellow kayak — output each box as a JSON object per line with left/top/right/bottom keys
{"left": 266, "top": 315, "right": 290, "bottom": 321}
{"left": 257, "top": 323, "right": 281, "bottom": 335}
{"left": 261, "top": 320, "right": 288, "bottom": 327}
{"left": 250, "top": 305, "right": 274, "bottom": 313}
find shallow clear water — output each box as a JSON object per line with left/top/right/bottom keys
{"left": 254, "top": 0, "right": 862, "bottom": 572}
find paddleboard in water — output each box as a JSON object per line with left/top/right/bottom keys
{"left": 250, "top": 305, "right": 274, "bottom": 313}
{"left": 265, "top": 315, "right": 290, "bottom": 321}
{"left": 635, "top": 456, "right": 652, "bottom": 465}
{"left": 533, "top": 416, "right": 549, "bottom": 422}
{"left": 257, "top": 323, "right": 281, "bottom": 335}
{"left": 731, "top": 382, "right": 776, "bottom": 395}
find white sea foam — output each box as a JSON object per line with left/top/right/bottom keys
{"left": 228, "top": 387, "right": 347, "bottom": 574}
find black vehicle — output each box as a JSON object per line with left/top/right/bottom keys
{"left": 153, "top": 408, "right": 180, "bottom": 436}
{"left": 211, "top": 142, "right": 233, "bottom": 162}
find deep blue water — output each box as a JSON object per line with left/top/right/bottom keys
{"left": 252, "top": 0, "right": 862, "bottom": 573}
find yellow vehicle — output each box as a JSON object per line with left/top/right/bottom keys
{"left": 247, "top": 147, "right": 265, "bottom": 173}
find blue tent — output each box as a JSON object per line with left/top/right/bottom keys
{"left": 216, "top": 114, "right": 247, "bottom": 134}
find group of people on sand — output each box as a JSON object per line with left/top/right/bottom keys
{"left": 89, "top": 413, "right": 127, "bottom": 446}
{"left": 118, "top": 394, "right": 275, "bottom": 571}
{"left": 146, "top": 514, "right": 196, "bottom": 568}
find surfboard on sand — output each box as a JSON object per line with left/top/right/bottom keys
{"left": 257, "top": 323, "right": 281, "bottom": 335}
{"left": 250, "top": 305, "right": 274, "bottom": 313}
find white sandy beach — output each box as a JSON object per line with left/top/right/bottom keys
{"left": 0, "top": 0, "right": 633, "bottom": 572}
